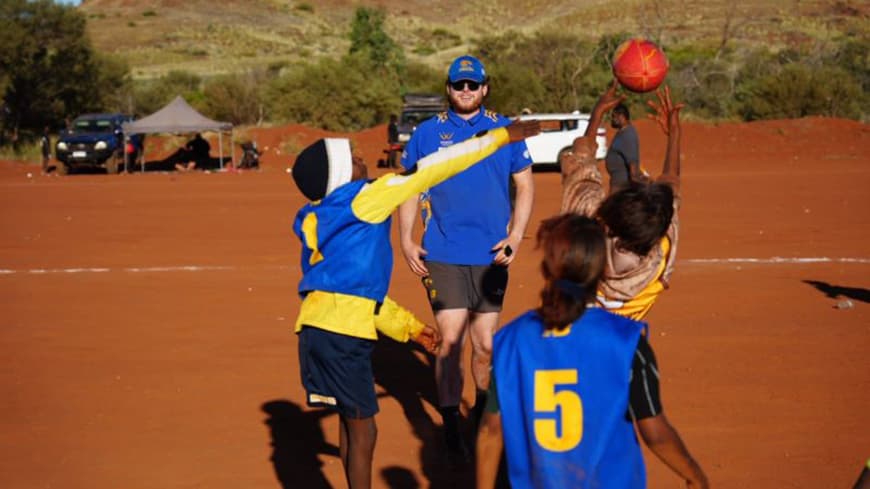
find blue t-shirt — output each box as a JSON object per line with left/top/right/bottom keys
{"left": 492, "top": 308, "right": 646, "bottom": 489}
{"left": 401, "top": 107, "right": 533, "bottom": 265}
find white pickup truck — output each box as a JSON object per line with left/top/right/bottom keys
{"left": 518, "top": 111, "right": 607, "bottom": 169}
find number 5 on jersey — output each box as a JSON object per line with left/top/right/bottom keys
{"left": 534, "top": 369, "right": 583, "bottom": 452}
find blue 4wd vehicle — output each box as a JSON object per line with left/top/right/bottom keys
{"left": 55, "top": 113, "right": 141, "bottom": 174}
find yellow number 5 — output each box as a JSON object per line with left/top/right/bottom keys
{"left": 534, "top": 369, "right": 583, "bottom": 452}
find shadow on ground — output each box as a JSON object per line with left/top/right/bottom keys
{"left": 372, "top": 337, "right": 482, "bottom": 488}
{"left": 261, "top": 399, "right": 339, "bottom": 489}
{"left": 803, "top": 279, "right": 870, "bottom": 304}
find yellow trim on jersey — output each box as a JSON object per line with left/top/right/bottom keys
{"left": 295, "top": 291, "right": 426, "bottom": 341}
{"left": 300, "top": 213, "right": 324, "bottom": 265}
{"left": 420, "top": 197, "right": 432, "bottom": 232}
{"left": 297, "top": 127, "right": 512, "bottom": 341}
{"left": 597, "top": 237, "right": 671, "bottom": 320}
{"left": 350, "top": 127, "right": 510, "bottom": 223}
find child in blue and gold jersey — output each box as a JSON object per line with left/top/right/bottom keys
{"left": 561, "top": 82, "right": 685, "bottom": 321}
{"left": 476, "top": 214, "right": 708, "bottom": 489}
{"left": 291, "top": 121, "right": 540, "bottom": 489}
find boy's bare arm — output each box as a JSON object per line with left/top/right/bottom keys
{"left": 637, "top": 414, "right": 709, "bottom": 488}
{"left": 647, "top": 86, "right": 685, "bottom": 192}
{"left": 559, "top": 136, "right": 605, "bottom": 216}
{"left": 584, "top": 79, "right": 626, "bottom": 138}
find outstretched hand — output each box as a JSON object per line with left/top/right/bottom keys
{"left": 413, "top": 325, "right": 442, "bottom": 354}
{"left": 506, "top": 120, "right": 541, "bottom": 142}
{"left": 593, "top": 79, "right": 627, "bottom": 115}
{"left": 647, "top": 85, "right": 685, "bottom": 135}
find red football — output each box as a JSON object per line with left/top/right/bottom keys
{"left": 612, "top": 39, "right": 669, "bottom": 93}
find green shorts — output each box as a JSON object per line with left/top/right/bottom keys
{"left": 423, "top": 261, "right": 508, "bottom": 313}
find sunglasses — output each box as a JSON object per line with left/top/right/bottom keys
{"left": 449, "top": 80, "right": 482, "bottom": 91}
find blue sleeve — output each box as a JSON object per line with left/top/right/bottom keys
{"left": 510, "top": 139, "right": 533, "bottom": 173}
{"left": 493, "top": 113, "right": 532, "bottom": 174}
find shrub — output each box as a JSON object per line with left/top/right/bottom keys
{"left": 265, "top": 56, "right": 399, "bottom": 131}
{"left": 740, "top": 63, "right": 863, "bottom": 120}
{"left": 132, "top": 70, "right": 203, "bottom": 116}
{"left": 474, "top": 31, "right": 615, "bottom": 113}
{"left": 202, "top": 71, "right": 267, "bottom": 125}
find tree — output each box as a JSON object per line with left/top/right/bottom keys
{"left": 348, "top": 7, "right": 405, "bottom": 80}
{"left": 132, "top": 71, "right": 203, "bottom": 117}
{"left": 202, "top": 71, "right": 267, "bottom": 125}
{"left": 0, "top": 0, "right": 130, "bottom": 144}
{"left": 265, "top": 56, "right": 397, "bottom": 131}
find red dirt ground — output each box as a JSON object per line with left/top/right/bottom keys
{"left": 1, "top": 116, "right": 868, "bottom": 489}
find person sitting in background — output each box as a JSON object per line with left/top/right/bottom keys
{"left": 238, "top": 141, "right": 260, "bottom": 170}
{"left": 166, "top": 133, "right": 210, "bottom": 172}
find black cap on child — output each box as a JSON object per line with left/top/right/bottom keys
{"left": 292, "top": 138, "right": 353, "bottom": 201}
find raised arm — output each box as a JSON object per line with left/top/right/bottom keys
{"left": 647, "top": 85, "right": 684, "bottom": 192}
{"left": 584, "top": 79, "right": 626, "bottom": 139}
{"left": 351, "top": 121, "right": 541, "bottom": 224}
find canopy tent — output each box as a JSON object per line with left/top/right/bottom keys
{"left": 121, "top": 96, "right": 234, "bottom": 171}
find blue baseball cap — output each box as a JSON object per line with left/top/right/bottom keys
{"left": 447, "top": 55, "right": 487, "bottom": 83}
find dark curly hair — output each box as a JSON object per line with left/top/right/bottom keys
{"left": 535, "top": 215, "right": 606, "bottom": 331}
{"left": 596, "top": 182, "right": 674, "bottom": 256}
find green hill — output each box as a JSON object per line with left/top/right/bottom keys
{"left": 79, "top": 0, "right": 868, "bottom": 80}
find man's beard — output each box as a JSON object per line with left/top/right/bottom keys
{"left": 449, "top": 92, "right": 482, "bottom": 115}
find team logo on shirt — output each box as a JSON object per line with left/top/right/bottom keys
{"left": 484, "top": 110, "right": 499, "bottom": 122}
{"left": 439, "top": 132, "right": 454, "bottom": 147}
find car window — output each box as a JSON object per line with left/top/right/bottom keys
{"left": 564, "top": 119, "right": 579, "bottom": 130}
{"left": 73, "top": 121, "right": 93, "bottom": 133}
{"left": 401, "top": 110, "right": 441, "bottom": 125}
{"left": 540, "top": 120, "right": 563, "bottom": 133}
{"left": 73, "top": 119, "right": 113, "bottom": 133}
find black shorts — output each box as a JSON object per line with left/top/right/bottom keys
{"left": 423, "top": 261, "right": 508, "bottom": 313}
{"left": 298, "top": 326, "right": 378, "bottom": 419}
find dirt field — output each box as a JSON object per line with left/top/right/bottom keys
{"left": 1, "top": 116, "right": 868, "bottom": 489}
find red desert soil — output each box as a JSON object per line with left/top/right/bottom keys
{"left": 1, "top": 116, "right": 868, "bottom": 489}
